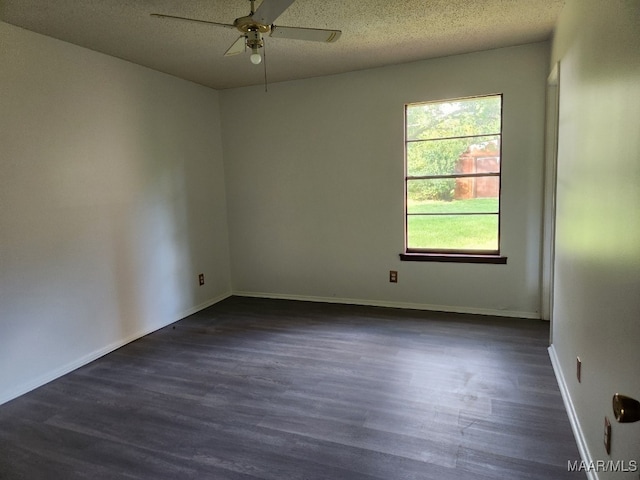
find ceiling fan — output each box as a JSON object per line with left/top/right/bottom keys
{"left": 151, "top": 0, "right": 341, "bottom": 66}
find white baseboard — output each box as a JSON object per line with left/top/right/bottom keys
{"left": 548, "top": 344, "right": 598, "bottom": 480}
{"left": 0, "top": 291, "right": 232, "bottom": 406}
{"left": 179, "top": 292, "right": 232, "bottom": 319}
{"left": 233, "top": 290, "right": 540, "bottom": 319}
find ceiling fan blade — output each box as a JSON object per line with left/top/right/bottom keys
{"left": 150, "top": 13, "right": 236, "bottom": 30}
{"left": 224, "top": 35, "right": 247, "bottom": 56}
{"left": 270, "top": 25, "right": 341, "bottom": 43}
{"left": 252, "top": 0, "right": 295, "bottom": 25}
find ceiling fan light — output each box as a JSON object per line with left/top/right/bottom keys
{"left": 250, "top": 48, "right": 262, "bottom": 65}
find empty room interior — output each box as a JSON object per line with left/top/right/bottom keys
{"left": 1, "top": 0, "right": 638, "bottom": 479}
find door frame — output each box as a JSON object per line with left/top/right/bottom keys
{"left": 541, "top": 62, "right": 560, "bottom": 340}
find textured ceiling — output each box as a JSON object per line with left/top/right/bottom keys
{"left": 0, "top": 0, "right": 565, "bottom": 89}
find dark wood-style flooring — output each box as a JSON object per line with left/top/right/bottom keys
{"left": 0, "top": 296, "right": 584, "bottom": 479}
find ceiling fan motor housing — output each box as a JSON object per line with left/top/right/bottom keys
{"left": 234, "top": 15, "right": 270, "bottom": 34}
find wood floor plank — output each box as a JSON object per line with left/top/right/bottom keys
{"left": 0, "top": 296, "right": 584, "bottom": 479}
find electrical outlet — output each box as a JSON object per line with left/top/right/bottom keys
{"left": 198, "top": 273, "right": 205, "bottom": 286}
{"left": 576, "top": 357, "right": 582, "bottom": 383}
{"left": 604, "top": 416, "right": 611, "bottom": 455}
{"left": 389, "top": 270, "right": 398, "bottom": 283}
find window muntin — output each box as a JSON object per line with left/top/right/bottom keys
{"left": 404, "top": 95, "right": 503, "bottom": 255}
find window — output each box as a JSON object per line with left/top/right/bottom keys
{"left": 401, "top": 94, "right": 506, "bottom": 263}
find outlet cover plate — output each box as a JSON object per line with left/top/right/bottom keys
{"left": 576, "top": 357, "right": 582, "bottom": 383}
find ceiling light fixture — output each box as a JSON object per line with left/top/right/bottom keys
{"left": 247, "top": 30, "right": 263, "bottom": 65}
{"left": 250, "top": 48, "right": 262, "bottom": 65}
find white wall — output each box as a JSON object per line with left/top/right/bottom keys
{"left": 0, "top": 22, "right": 231, "bottom": 404}
{"left": 549, "top": 1, "right": 640, "bottom": 477}
{"left": 220, "top": 42, "right": 549, "bottom": 318}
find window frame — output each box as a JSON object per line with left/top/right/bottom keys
{"left": 401, "top": 94, "right": 507, "bottom": 264}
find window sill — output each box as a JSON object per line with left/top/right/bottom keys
{"left": 399, "top": 253, "right": 507, "bottom": 264}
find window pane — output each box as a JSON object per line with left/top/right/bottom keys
{"left": 407, "top": 178, "right": 456, "bottom": 203}
{"left": 407, "top": 197, "right": 499, "bottom": 215}
{"left": 406, "top": 95, "right": 501, "bottom": 141}
{"left": 407, "top": 135, "right": 500, "bottom": 177}
{"left": 407, "top": 177, "right": 500, "bottom": 206}
{"left": 407, "top": 214, "right": 499, "bottom": 251}
{"left": 404, "top": 94, "right": 503, "bottom": 256}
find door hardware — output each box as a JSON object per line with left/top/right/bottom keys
{"left": 612, "top": 393, "right": 640, "bottom": 423}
